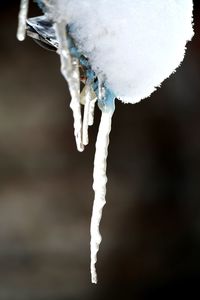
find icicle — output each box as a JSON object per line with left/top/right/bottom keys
{"left": 90, "top": 93, "right": 115, "bottom": 284}
{"left": 54, "top": 21, "right": 84, "bottom": 152}
{"left": 81, "top": 84, "right": 96, "bottom": 126}
{"left": 17, "top": 0, "right": 29, "bottom": 41}
{"left": 88, "top": 97, "right": 96, "bottom": 126}
{"left": 82, "top": 82, "right": 97, "bottom": 146}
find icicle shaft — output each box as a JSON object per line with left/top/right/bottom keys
{"left": 82, "top": 83, "right": 97, "bottom": 145}
{"left": 82, "top": 85, "right": 91, "bottom": 146}
{"left": 90, "top": 99, "right": 115, "bottom": 284}
{"left": 54, "top": 21, "right": 84, "bottom": 152}
{"left": 88, "top": 98, "right": 96, "bottom": 126}
{"left": 17, "top": 0, "right": 29, "bottom": 41}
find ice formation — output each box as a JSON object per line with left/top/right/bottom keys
{"left": 54, "top": 21, "right": 84, "bottom": 152}
{"left": 17, "top": 0, "right": 29, "bottom": 41}
{"left": 17, "top": 0, "right": 194, "bottom": 284}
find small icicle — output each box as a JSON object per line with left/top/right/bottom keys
{"left": 82, "top": 82, "right": 97, "bottom": 145}
{"left": 54, "top": 21, "right": 84, "bottom": 152}
{"left": 88, "top": 98, "right": 97, "bottom": 126}
{"left": 81, "top": 84, "right": 96, "bottom": 127}
{"left": 17, "top": 0, "right": 29, "bottom": 41}
{"left": 90, "top": 93, "right": 115, "bottom": 284}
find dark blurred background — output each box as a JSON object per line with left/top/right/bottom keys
{"left": 0, "top": 1, "right": 199, "bottom": 299}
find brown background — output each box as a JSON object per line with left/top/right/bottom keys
{"left": 0, "top": 1, "right": 200, "bottom": 299}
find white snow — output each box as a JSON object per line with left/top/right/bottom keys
{"left": 46, "top": 0, "right": 194, "bottom": 103}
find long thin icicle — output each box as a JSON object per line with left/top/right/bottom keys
{"left": 17, "top": 0, "right": 29, "bottom": 41}
{"left": 54, "top": 21, "right": 84, "bottom": 152}
{"left": 90, "top": 100, "right": 115, "bottom": 284}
